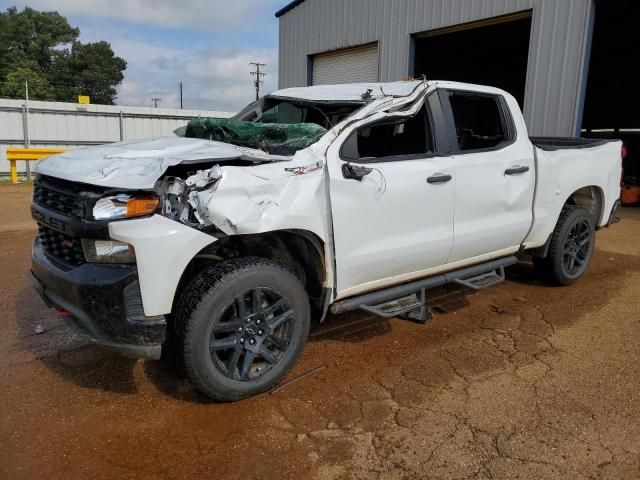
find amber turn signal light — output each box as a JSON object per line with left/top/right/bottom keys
{"left": 126, "top": 197, "right": 160, "bottom": 218}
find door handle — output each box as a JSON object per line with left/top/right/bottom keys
{"left": 427, "top": 173, "right": 452, "bottom": 184}
{"left": 504, "top": 165, "right": 530, "bottom": 175}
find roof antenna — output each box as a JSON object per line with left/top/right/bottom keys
{"left": 361, "top": 88, "right": 374, "bottom": 100}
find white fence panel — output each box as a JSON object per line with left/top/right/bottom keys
{"left": 0, "top": 98, "right": 233, "bottom": 176}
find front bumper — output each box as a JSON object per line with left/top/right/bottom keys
{"left": 30, "top": 240, "right": 165, "bottom": 359}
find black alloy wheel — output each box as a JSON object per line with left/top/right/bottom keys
{"left": 533, "top": 205, "right": 596, "bottom": 285}
{"left": 561, "top": 218, "right": 592, "bottom": 276}
{"left": 209, "top": 287, "right": 294, "bottom": 381}
{"left": 175, "top": 257, "right": 310, "bottom": 401}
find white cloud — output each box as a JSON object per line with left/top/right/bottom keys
{"left": 17, "top": 0, "right": 284, "bottom": 31}
{"left": 7, "top": 0, "right": 283, "bottom": 112}
{"left": 110, "top": 39, "right": 278, "bottom": 112}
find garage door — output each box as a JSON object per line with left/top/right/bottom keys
{"left": 312, "top": 44, "right": 379, "bottom": 85}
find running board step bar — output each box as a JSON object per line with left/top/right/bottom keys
{"left": 360, "top": 290, "right": 432, "bottom": 324}
{"left": 454, "top": 267, "right": 506, "bottom": 290}
{"left": 330, "top": 256, "right": 518, "bottom": 319}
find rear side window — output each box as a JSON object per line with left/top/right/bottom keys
{"left": 447, "top": 92, "right": 512, "bottom": 151}
{"left": 341, "top": 106, "right": 434, "bottom": 161}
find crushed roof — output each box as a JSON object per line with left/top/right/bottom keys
{"left": 268, "top": 81, "right": 425, "bottom": 102}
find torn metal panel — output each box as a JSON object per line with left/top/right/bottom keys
{"left": 192, "top": 147, "right": 332, "bottom": 242}
{"left": 161, "top": 165, "right": 222, "bottom": 227}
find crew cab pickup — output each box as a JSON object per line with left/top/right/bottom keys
{"left": 30, "top": 80, "right": 622, "bottom": 400}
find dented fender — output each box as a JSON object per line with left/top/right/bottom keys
{"left": 187, "top": 149, "right": 331, "bottom": 242}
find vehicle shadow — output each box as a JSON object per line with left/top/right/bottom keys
{"left": 143, "top": 361, "right": 208, "bottom": 403}
{"left": 10, "top": 270, "right": 519, "bottom": 402}
{"left": 504, "top": 259, "right": 549, "bottom": 286}
{"left": 146, "top": 286, "right": 475, "bottom": 403}
{"left": 15, "top": 251, "right": 640, "bottom": 404}
{"left": 14, "top": 287, "right": 139, "bottom": 394}
{"left": 309, "top": 285, "right": 471, "bottom": 343}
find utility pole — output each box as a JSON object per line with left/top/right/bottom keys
{"left": 151, "top": 97, "right": 161, "bottom": 108}
{"left": 249, "top": 62, "right": 266, "bottom": 100}
{"left": 179, "top": 81, "right": 183, "bottom": 109}
{"left": 24, "top": 80, "right": 30, "bottom": 148}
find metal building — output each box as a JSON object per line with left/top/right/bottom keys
{"left": 276, "top": 0, "right": 638, "bottom": 142}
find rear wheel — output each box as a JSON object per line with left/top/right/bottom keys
{"left": 533, "top": 206, "right": 596, "bottom": 285}
{"left": 175, "top": 257, "right": 310, "bottom": 401}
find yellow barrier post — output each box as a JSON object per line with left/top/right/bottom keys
{"left": 6, "top": 148, "right": 66, "bottom": 184}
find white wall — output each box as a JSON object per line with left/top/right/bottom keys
{"left": 0, "top": 98, "right": 234, "bottom": 176}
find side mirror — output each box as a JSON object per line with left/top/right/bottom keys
{"left": 342, "top": 163, "right": 372, "bottom": 181}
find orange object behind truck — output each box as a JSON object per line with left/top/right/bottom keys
{"left": 621, "top": 185, "right": 640, "bottom": 205}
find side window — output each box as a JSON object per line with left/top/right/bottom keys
{"left": 342, "top": 106, "right": 433, "bottom": 162}
{"left": 448, "top": 92, "right": 511, "bottom": 151}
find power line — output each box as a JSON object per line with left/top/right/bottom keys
{"left": 151, "top": 97, "right": 161, "bottom": 108}
{"left": 249, "top": 62, "right": 266, "bottom": 101}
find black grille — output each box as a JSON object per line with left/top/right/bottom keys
{"left": 33, "top": 176, "right": 86, "bottom": 220}
{"left": 38, "top": 226, "right": 85, "bottom": 268}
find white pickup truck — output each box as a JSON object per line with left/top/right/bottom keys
{"left": 30, "top": 80, "right": 622, "bottom": 401}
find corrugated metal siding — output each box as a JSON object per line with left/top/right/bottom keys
{"left": 312, "top": 44, "right": 379, "bottom": 85}
{"left": 278, "top": 0, "right": 594, "bottom": 136}
{"left": 0, "top": 99, "right": 233, "bottom": 174}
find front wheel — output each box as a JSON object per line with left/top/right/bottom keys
{"left": 175, "top": 257, "right": 310, "bottom": 401}
{"left": 533, "top": 205, "right": 596, "bottom": 285}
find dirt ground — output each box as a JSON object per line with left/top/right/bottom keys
{"left": 1, "top": 184, "right": 639, "bottom": 480}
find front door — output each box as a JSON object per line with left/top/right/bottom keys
{"left": 327, "top": 96, "right": 456, "bottom": 298}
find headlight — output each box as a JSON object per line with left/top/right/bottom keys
{"left": 92, "top": 194, "right": 159, "bottom": 220}
{"left": 82, "top": 239, "right": 136, "bottom": 264}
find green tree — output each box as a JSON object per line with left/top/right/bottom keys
{"left": 0, "top": 63, "right": 54, "bottom": 100}
{"left": 0, "top": 6, "right": 126, "bottom": 104}
{"left": 54, "top": 41, "right": 127, "bottom": 104}
{"left": 0, "top": 7, "right": 78, "bottom": 74}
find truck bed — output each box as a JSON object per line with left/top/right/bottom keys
{"left": 530, "top": 136, "right": 616, "bottom": 151}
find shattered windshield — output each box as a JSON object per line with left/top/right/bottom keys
{"left": 184, "top": 119, "right": 327, "bottom": 156}
{"left": 255, "top": 99, "right": 360, "bottom": 129}
{"left": 183, "top": 97, "right": 361, "bottom": 156}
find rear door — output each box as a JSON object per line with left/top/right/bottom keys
{"left": 327, "top": 94, "right": 456, "bottom": 297}
{"left": 440, "top": 89, "right": 535, "bottom": 262}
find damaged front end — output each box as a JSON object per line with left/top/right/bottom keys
{"left": 160, "top": 165, "right": 222, "bottom": 228}
{"left": 154, "top": 147, "right": 329, "bottom": 239}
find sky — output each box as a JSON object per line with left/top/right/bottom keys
{"left": 9, "top": 0, "right": 285, "bottom": 112}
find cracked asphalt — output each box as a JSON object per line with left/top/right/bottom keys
{"left": 1, "top": 184, "right": 639, "bottom": 479}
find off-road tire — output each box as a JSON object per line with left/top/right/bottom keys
{"left": 533, "top": 205, "right": 596, "bottom": 285}
{"left": 174, "top": 257, "right": 310, "bottom": 401}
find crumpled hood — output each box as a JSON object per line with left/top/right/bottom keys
{"left": 35, "top": 135, "right": 290, "bottom": 189}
